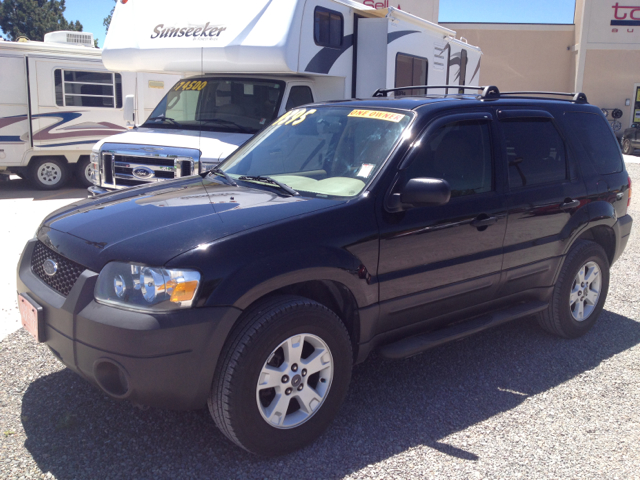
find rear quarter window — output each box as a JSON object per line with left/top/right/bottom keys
{"left": 564, "top": 112, "right": 623, "bottom": 175}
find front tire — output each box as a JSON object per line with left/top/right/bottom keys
{"left": 622, "top": 138, "right": 634, "bottom": 155}
{"left": 29, "top": 158, "right": 68, "bottom": 190}
{"left": 76, "top": 157, "right": 94, "bottom": 188}
{"left": 209, "top": 296, "right": 352, "bottom": 456}
{"left": 538, "top": 240, "right": 610, "bottom": 338}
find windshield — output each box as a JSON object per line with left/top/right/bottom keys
{"left": 143, "top": 78, "right": 285, "bottom": 134}
{"left": 219, "top": 106, "right": 413, "bottom": 197}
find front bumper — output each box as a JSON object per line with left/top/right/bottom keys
{"left": 87, "top": 185, "right": 114, "bottom": 197}
{"left": 16, "top": 239, "right": 241, "bottom": 410}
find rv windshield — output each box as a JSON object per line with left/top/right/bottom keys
{"left": 143, "top": 78, "right": 285, "bottom": 134}
{"left": 219, "top": 106, "right": 413, "bottom": 198}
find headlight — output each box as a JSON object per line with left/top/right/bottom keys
{"left": 90, "top": 151, "right": 100, "bottom": 184}
{"left": 95, "top": 262, "right": 201, "bottom": 312}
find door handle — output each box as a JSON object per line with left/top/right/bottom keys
{"left": 560, "top": 199, "right": 580, "bottom": 210}
{"left": 470, "top": 215, "right": 498, "bottom": 228}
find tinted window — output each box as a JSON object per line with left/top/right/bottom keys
{"left": 395, "top": 53, "right": 428, "bottom": 96}
{"left": 406, "top": 120, "right": 493, "bottom": 197}
{"left": 564, "top": 112, "right": 623, "bottom": 174}
{"left": 54, "top": 69, "right": 122, "bottom": 108}
{"left": 286, "top": 86, "right": 314, "bottom": 111}
{"left": 314, "top": 7, "right": 343, "bottom": 48}
{"left": 502, "top": 119, "right": 567, "bottom": 188}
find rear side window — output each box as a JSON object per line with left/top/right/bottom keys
{"left": 54, "top": 69, "right": 123, "bottom": 108}
{"left": 564, "top": 112, "right": 623, "bottom": 174}
{"left": 314, "top": 7, "right": 343, "bottom": 48}
{"left": 501, "top": 119, "right": 567, "bottom": 189}
{"left": 286, "top": 86, "right": 314, "bottom": 111}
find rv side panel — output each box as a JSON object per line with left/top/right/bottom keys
{"left": 0, "top": 54, "right": 29, "bottom": 167}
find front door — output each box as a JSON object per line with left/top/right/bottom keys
{"left": 376, "top": 112, "right": 507, "bottom": 336}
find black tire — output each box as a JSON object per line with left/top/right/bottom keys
{"left": 209, "top": 296, "right": 352, "bottom": 456}
{"left": 538, "top": 240, "right": 610, "bottom": 338}
{"left": 76, "top": 157, "right": 94, "bottom": 188}
{"left": 29, "top": 157, "right": 68, "bottom": 190}
{"left": 622, "top": 138, "right": 634, "bottom": 155}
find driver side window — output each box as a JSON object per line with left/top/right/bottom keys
{"left": 406, "top": 120, "right": 493, "bottom": 197}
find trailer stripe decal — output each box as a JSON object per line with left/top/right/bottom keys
{"left": 304, "top": 30, "right": 420, "bottom": 75}
{"left": 387, "top": 30, "right": 419, "bottom": 44}
{"left": 0, "top": 136, "right": 24, "bottom": 143}
{"left": 44, "top": 140, "right": 101, "bottom": 148}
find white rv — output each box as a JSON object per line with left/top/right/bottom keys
{"left": 90, "top": 0, "right": 481, "bottom": 193}
{"left": 0, "top": 31, "right": 180, "bottom": 189}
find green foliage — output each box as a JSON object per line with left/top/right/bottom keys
{"left": 103, "top": 0, "right": 116, "bottom": 35}
{"left": 0, "top": 0, "right": 83, "bottom": 42}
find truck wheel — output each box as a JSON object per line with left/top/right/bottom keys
{"left": 538, "top": 240, "right": 610, "bottom": 338}
{"left": 209, "top": 296, "right": 352, "bottom": 456}
{"left": 29, "top": 158, "right": 68, "bottom": 190}
{"left": 622, "top": 138, "right": 634, "bottom": 155}
{"left": 76, "top": 157, "right": 94, "bottom": 188}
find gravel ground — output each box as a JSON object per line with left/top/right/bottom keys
{"left": 1, "top": 165, "right": 639, "bottom": 479}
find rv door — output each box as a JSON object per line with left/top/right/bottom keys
{"left": 0, "top": 54, "right": 30, "bottom": 167}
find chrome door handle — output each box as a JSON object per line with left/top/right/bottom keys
{"left": 560, "top": 199, "right": 580, "bottom": 210}
{"left": 470, "top": 216, "right": 498, "bottom": 228}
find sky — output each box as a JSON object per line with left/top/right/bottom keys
{"left": 1, "top": 0, "right": 578, "bottom": 47}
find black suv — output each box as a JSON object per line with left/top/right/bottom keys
{"left": 17, "top": 87, "right": 633, "bottom": 456}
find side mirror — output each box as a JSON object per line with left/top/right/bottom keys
{"left": 123, "top": 95, "right": 135, "bottom": 124}
{"left": 387, "top": 178, "right": 451, "bottom": 212}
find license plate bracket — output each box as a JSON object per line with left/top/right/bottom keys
{"left": 18, "top": 293, "right": 44, "bottom": 342}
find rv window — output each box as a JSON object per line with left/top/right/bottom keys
{"left": 54, "top": 69, "right": 123, "bottom": 108}
{"left": 286, "top": 86, "right": 314, "bottom": 111}
{"left": 314, "top": 7, "right": 343, "bottom": 48}
{"left": 395, "top": 54, "right": 428, "bottom": 96}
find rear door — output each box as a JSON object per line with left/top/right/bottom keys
{"left": 497, "top": 109, "right": 588, "bottom": 296}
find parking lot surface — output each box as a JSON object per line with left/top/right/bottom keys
{"left": 0, "top": 164, "right": 638, "bottom": 479}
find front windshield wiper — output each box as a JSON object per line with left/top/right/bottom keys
{"left": 207, "top": 166, "right": 237, "bottom": 186}
{"left": 200, "top": 119, "right": 253, "bottom": 134}
{"left": 145, "top": 116, "right": 183, "bottom": 127}
{"left": 238, "top": 175, "right": 299, "bottom": 196}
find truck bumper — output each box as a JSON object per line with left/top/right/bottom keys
{"left": 16, "top": 239, "right": 241, "bottom": 410}
{"left": 87, "top": 186, "right": 114, "bottom": 197}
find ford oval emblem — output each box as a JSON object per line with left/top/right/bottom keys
{"left": 132, "top": 166, "right": 155, "bottom": 180}
{"left": 43, "top": 259, "right": 58, "bottom": 276}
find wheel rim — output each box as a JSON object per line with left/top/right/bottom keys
{"left": 570, "top": 261, "right": 602, "bottom": 321}
{"left": 624, "top": 139, "right": 631, "bottom": 153}
{"left": 84, "top": 162, "right": 95, "bottom": 183}
{"left": 256, "top": 333, "right": 333, "bottom": 429}
{"left": 37, "top": 162, "right": 62, "bottom": 186}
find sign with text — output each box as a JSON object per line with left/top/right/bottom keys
{"left": 588, "top": 2, "right": 640, "bottom": 44}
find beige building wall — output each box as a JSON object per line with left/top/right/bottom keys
{"left": 441, "top": 24, "right": 576, "bottom": 92}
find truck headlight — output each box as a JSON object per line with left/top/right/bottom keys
{"left": 90, "top": 151, "right": 100, "bottom": 184}
{"left": 95, "top": 262, "right": 201, "bottom": 312}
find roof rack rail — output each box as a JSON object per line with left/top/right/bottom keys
{"left": 500, "top": 91, "right": 589, "bottom": 104}
{"left": 372, "top": 85, "right": 501, "bottom": 100}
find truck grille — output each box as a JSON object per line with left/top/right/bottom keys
{"left": 31, "top": 242, "right": 85, "bottom": 297}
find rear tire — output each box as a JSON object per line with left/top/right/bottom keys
{"left": 76, "top": 157, "right": 94, "bottom": 188}
{"left": 29, "top": 158, "right": 68, "bottom": 190}
{"left": 622, "top": 138, "right": 634, "bottom": 155}
{"left": 209, "top": 296, "right": 352, "bottom": 456}
{"left": 538, "top": 240, "right": 610, "bottom": 338}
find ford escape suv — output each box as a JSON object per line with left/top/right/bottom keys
{"left": 17, "top": 86, "right": 633, "bottom": 456}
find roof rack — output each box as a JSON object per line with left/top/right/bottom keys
{"left": 371, "top": 85, "right": 589, "bottom": 104}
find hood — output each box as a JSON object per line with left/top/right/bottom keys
{"left": 39, "top": 176, "right": 344, "bottom": 272}
{"left": 93, "top": 127, "right": 252, "bottom": 162}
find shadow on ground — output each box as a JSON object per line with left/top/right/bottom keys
{"left": 21, "top": 310, "right": 640, "bottom": 479}
{"left": 0, "top": 176, "right": 86, "bottom": 200}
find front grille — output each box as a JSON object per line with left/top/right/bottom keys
{"left": 31, "top": 242, "right": 85, "bottom": 296}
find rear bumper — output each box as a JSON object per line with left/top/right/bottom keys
{"left": 16, "top": 239, "right": 241, "bottom": 410}
{"left": 613, "top": 214, "right": 633, "bottom": 264}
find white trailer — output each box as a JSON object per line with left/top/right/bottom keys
{"left": 90, "top": 0, "right": 481, "bottom": 192}
{"left": 0, "top": 31, "right": 180, "bottom": 189}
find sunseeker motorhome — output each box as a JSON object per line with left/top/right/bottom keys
{"left": 0, "top": 31, "right": 180, "bottom": 189}
{"left": 89, "top": 0, "right": 481, "bottom": 193}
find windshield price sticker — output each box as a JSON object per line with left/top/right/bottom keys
{"left": 274, "top": 108, "right": 317, "bottom": 127}
{"left": 173, "top": 80, "right": 208, "bottom": 92}
{"left": 356, "top": 164, "right": 375, "bottom": 178}
{"left": 348, "top": 110, "right": 406, "bottom": 122}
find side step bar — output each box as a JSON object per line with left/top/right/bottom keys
{"left": 378, "top": 301, "right": 548, "bottom": 360}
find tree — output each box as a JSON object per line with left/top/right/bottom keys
{"left": 103, "top": 0, "right": 116, "bottom": 35}
{"left": 0, "top": 0, "right": 83, "bottom": 42}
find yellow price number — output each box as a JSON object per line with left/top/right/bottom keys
{"left": 273, "top": 108, "right": 317, "bottom": 127}
{"left": 173, "top": 80, "right": 208, "bottom": 92}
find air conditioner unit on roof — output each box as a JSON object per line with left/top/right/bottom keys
{"left": 44, "top": 31, "right": 94, "bottom": 47}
